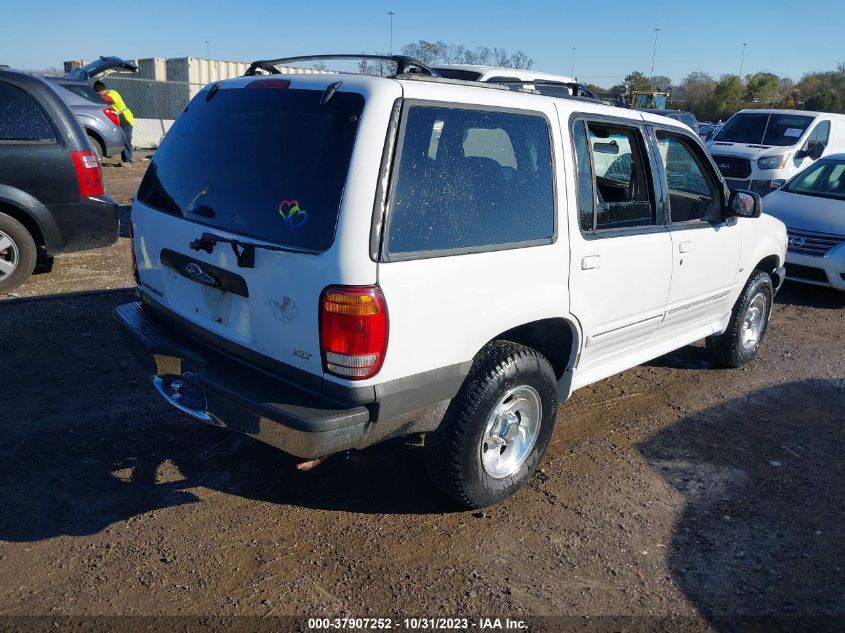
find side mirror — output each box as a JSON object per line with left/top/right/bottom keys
{"left": 727, "top": 189, "right": 762, "bottom": 219}
{"left": 808, "top": 142, "right": 825, "bottom": 160}
{"left": 798, "top": 142, "right": 825, "bottom": 160}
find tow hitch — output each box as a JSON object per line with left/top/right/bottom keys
{"left": 151, "top": 372, "right": 215, "bottom": 424}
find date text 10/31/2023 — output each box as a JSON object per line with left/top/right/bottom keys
{"left": 307, "top": 617, "right": 528, "bottom": 630}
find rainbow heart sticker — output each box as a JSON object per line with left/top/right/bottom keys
{"left": 279, "top": 199, "right": 309, "bottom": 230}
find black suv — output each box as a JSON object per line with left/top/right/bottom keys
{"left": 0, "top": 68, "right": 119, "bottom": 293}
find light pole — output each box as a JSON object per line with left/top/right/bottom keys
{"left": 387, "top": 10, "right": 395, "bottom": 56}
{"left": 204, "top": 40, "right": 211, "bottom": 60}
{"left": 571, "top": 47, "right": 576, "bottom": 79}
{"left": 739, "top": 42, "right": 748, "bottom": 79}
{"left": 650, "top": 27, "right": 661, "bottom": 88}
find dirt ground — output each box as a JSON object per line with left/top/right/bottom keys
{"left": 1, "top": 164, "right": 843, "bottom": 631}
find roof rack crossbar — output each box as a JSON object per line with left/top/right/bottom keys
{"left": 244, "top": 54, "right": 440, "bottom": 77}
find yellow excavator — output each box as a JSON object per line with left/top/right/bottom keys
{"left": 630, "top": 90, "right": 669, "bottom": 109}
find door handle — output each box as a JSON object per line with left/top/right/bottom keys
{"left": 678, "top": 241, "right": 692, "bottom": 253}
{"left": 581, "top": 255, "right": 601, "bottom": 270}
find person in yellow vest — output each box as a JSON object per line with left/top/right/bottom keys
{"left": 93, "top": 80, "right": 134, "bottom": 167}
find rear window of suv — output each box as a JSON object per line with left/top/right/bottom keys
{"left": 137, "top": 85, "right": 364, "bottom": 252}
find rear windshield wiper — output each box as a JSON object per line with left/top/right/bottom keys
{"left": 189, "top": 232, "right": 307, "bottom": 268}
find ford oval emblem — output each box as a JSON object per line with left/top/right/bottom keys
{"left": 185, "top": 262, "right": 204, "bottom": 276}
{"left": 789, "top": 237, "right": 806, "bottom": 248}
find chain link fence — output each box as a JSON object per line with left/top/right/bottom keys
{"left": 95, "top": 76, "right": 204, "bottom": 120}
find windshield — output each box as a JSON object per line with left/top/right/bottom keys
{"left": 137, "top": 86, "right": 364, "bottom": 252}
{"left": 634, "top": 94, "right": 667, "bottom": 109}
{"left": 58, "top": 82, "right": 102, "bottom": 103}
{"left": 714, "top": 112, "right": 814, "bottom": 147}
{"left": 783, "top": 159, "right": 845, "bottom": 201}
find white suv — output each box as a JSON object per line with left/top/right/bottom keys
{"left": 116, "top": 55, "right": 787, "bottom": 507}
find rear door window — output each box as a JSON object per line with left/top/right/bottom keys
{"left": 137, "top": 85, "right": 364, "bottom": 252}
{"left": 385, "top": 105, "right": 555, "bottom": 256}
{"left": 0, "top": 82, "right": 56, "bottom": 142}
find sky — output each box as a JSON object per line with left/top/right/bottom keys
{"left": 1, "top": 0, "right": 843, "bottom": 87}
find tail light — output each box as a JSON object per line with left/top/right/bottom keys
{"left": 102, "top": 107, "right": 120, "bottom": 126}
{"left": 320, "top": 286, "right": 388, "bottom": 380}
{"left": 128, "top": 218, "right": 139, "bottom": 284}
{"left": 70, "top": 149, "right": 104, "bottom": 197}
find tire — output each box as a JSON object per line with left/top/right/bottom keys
{"left": 708, "top": 271, "right": 773, "bottom": 368}
{"left": 86, "top": 133, "right": 103, "bottom": 161}
{"left": 425, "top": 341, "right": 558, "bottom": 508}
{"left": 0, "top": 212, "right": 37, "bottom": 294}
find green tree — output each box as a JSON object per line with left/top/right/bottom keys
{"left": 744, "top": 72, "right": 781, "bottom": 106}
{"left": 624, "top": 71, "right": 652, "bottom": 92}
{"left": 804, "top": 89, "right": 843, "bottom": 113}
{"left": 712, "top": 75, "right": 744, "bottom": 120}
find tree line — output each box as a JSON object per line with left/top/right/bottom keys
{"left": 350, "top": 41, "right": 842, "bottom": 123}
{"left": 590, "top": 65, "right": 845, "bottom": 122}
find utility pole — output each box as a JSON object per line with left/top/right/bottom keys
{"left": 650, "top": 27, "right": 661, "bottom": 88}
{"left": 739, "top": 42, "right": 748, "bottom": 79}
{"left": 204, "top": 40, "right": 211, "bottom": 60}
{"left": 387, "top": 10, "right": 396, "bottom": 56}
{"left": 571, "top": 47, "right": 576, "bottom": 79}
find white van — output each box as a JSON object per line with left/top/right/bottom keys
{"left": 706, "top": 109, "right": 845, "bottom": 193}
{"left": 431, "top": 64, "right": 595, "bottom": 98}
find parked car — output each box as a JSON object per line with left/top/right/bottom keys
{"left": 644, "top": 109, "right": 699, "bottom": 134}
{"left": 762, "top": 154, "right": 845, "bottom": 290}
{"left": 114, "top": 54, "right": 786, "bottom": 508}
{"left": 697, "top": 122, "right": 716, "bottom": 142}
{"left": 42, "top": 56, "right": 139, "bottom": 159}
{"left": 0, "top": 68, "right": 119, "bottom": 292}
{"left": 432, "top": 63, "right": 596, "bottom": 98}
{"left": 706, "top": 109, "right": 845, "bottom": 194}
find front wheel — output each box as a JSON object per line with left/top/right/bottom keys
{"left": 708, "top": 271, "right": 773, "bottom": 368}
{"left": 425, "top": 341, "right": 558, "bottom": 508}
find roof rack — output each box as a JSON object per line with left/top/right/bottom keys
{"left": 244, "top": 54, "right": 440, "bottom": 77}
{"left": 243, "top": 54, "right": 609, "bottom": 106}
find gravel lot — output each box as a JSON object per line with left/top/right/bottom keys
{"left": 1, "top": 164, "right": 843, "bottom": 630}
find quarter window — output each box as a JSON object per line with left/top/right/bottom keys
{"left": 572, "top": 119, "right": 655, "bottom": 232}
{"left": 386, "top": 105, "right": 554, "bottom": 255}
{"left": 0, "top": 82, "right": 55, "bottom": 141}
{"left": 655, "top": 131, "right": 718, "bottom": 223}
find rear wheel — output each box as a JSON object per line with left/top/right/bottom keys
{"left": 425, "top": 341, "right": 558, "bottom": 508}
{"left": 708, "top": 271, "right": 773, "bottom": 368}
{"left": 86, "top": 133, "right": 103, "bottom": 161}
{"left": 0, "top": 212, "right": 37, "bottom": 294}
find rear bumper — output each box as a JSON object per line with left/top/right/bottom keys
{"left": 114, "top": 301, "right": 458, "bottom": 458}
{"left": 49, "top": 195, "right": 120, "bottom": 254}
